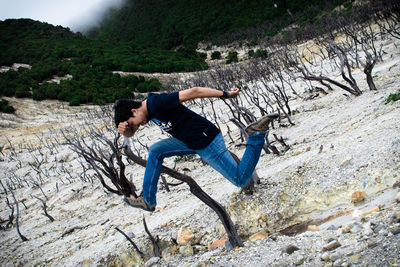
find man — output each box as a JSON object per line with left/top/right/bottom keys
{"left": 114, "top": 87, "right": 278, "bottom": 211}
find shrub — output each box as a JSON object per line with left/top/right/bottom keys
{"left": 211, "top": 51, "right": 221, "bottom": 60}
{"left": 386, "top": 89, "right": 400, "bottom": 103}
{"left": 226, "top": 51, "right": 238, "bottom": 64}
{"left": 122, "top": 75, "right": 140, "bottom": 88}
{"left": 0, "top": 99, "right": 16, "bottom": 113}
{"left": 248, "top": 50, "right": 255, "bottom": 57}
{"left": 255, "top": 49, "right": 268, "bottom": 59}
{"left": 198, "top": 52, "right": 207, "bottom": 60}
{"left": 136, "top": 78, "right": 162, "bottom": 93}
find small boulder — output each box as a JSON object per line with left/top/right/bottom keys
{"left": 249, "top": 230, "right": 269, "bottom": 241}
{"left": 179, "top": 245, "right": 194, "bottom": 256}
{"left": 351, "top": 191, "right": 366, "bottom": 204}
{"left": 177, "top": 227, "right": 195, "bottom": 245}
{"left": 322, "top": 240, "right": 341, "bottom": 251}
{"left": 321, "top": 252, "right": 330, "bottom": 261}
{"left": 145, "top": 257, "right": 160, "bottom": 267}
{"left": 208, "top": 239, "right": 227, "bottom": 250}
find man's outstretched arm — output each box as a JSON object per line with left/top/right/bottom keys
{"left": 178, "top": 87, "right": 239, "bottom": 103}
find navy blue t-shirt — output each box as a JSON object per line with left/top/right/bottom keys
{"left": 146, "top": 92, "right": 220, "bottom": 149}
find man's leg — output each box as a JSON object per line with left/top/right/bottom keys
{"left": 196, "top": 132, "right": 266, "bottom": 187}
{"left": 142, "top": 138, "right": 195, "bottom": 206}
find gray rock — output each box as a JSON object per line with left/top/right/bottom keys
{"left": 294, "top": 256, "right": 306, "bottom": 266}
{"left": 351, "top": 222, "right": 363, "bottom": 233}
{"left": 327, "top": 225, "right": 338, "bottom": 231}
{"left": 323, "top": 240, "right": 341, "bottom": 251}
{"left": 145, "top": 257, "right": 160, "bottom": 267}
{"left": 321, "top": 252, "right": 330, "bottom": 261}
{"left": 369, "top": 219, "right": 380, "bottom": 230}
{"left": 373, "top": 224, "right": 384, "bottom": 233}
{"left": 330, "top": 252, "right": 340, "bottom": 261}
{"left": 127, "top": 232, "right": 135, "bottom": 239}
{"left": 363, "top": 226, "right": 374, "bottom": 236}
{"left": 389, "top": 214, "right": 400, "bottom": 224}
{"left": 390, "top": 224, "right": 400, "bottom": 235}
{"left": 225, "top": 240, "right": 234, "bottom": 251}
{"left": 378, "top": 229, "right": 389, "bottom": 236}
{"left": 179, "top": 245, "right": 194, "bottom": 256}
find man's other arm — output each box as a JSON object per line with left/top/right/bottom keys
{"left": 178, "top": 87, "right": 239, "bottom": 103}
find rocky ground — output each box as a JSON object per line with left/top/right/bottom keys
{"left": 0, "top": 33, "right": 399, "bottom": 266}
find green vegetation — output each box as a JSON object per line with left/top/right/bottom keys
{"left": 88, "top": 0, "right": 347, "bottom": 49}
{"left": 0, "top": 1, "right": 354, "bottom": 107}
{"left": 248, "top": 49, "right": 268, "bottom": 59}
{"left": 0, "top": 19, "right": 205, "bottom": 106}
{"left": 226, "top": 51, "right": 239, "bottom": 64}
{"left": 211, "top": 51, "right": 222, "bottom": 60}
{"left": 386, "top": 89, "right": 400, "bottom": 103}
{"left": 0, "top": 99, "right": 15, "bottom": 113}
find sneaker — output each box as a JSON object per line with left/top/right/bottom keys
{"left": 245, "top": 113, "right": 279, "bottom": 136}
{"left": 124, "top": 195, "right": 155, "bottom": 212}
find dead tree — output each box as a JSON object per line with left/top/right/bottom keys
{"left": 373, "top": 0, "right": 400, "bottom": 39}
{"left": 5, "top": 197, "right": 14, "bottom": 228}
{"left": 348, "top": 24, "right": 382, "bottom": 91}
{"left": 33, "top": 196, "right": 55, "bottom": 222}
{"left": 9, "top": 189, "right": 28, "bottom": 241}
{"left": 115, "top": 227, "right": 143, "bottom": 258}
{"left": 283, "top": 45, "right": 362, "bottom": 96}
{"left": 328, "top": 9, "right": 383, "bottom": 92}
{"left": 143, "top": 216, "right": 161, "bottom": 257}
{"left": 327, "top": 41, "right": 362, "bottom": 95}
{"left": 62, "top": 126, "right": 138, "bottom": 198}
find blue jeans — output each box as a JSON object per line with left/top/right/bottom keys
{"left": 142, "top": 132, "right": 266, "bottom": 206}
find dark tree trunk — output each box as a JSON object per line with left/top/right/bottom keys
{"left": 363, "top": 52, "right": 378, "bottom": 91}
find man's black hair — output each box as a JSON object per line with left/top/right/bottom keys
{"left": 113, "top": 99, "right": 142, "bottom": 128}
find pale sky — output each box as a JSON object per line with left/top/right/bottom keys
{"left": 0, "top": 0, "right": 125, "bottom": 32}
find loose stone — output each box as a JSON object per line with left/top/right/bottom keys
{"left": 145, "top": 257, "right": 160, "bottom": 267}
{"left": 321, "top": 252, "right": 330, "bottom": 261}
{"left": 330, "top": 252, "right": 340, "bottom": 261}
{"left": 208, "top": 239, "right": 227, "bottom": 251}
{"left": 179, "top": 245, "right": 194, "bottom": 256}
{"left": 351, "top": 191, "right": 366, "bottom": 204}
{"left": 177, "top": 227, "right": 195, "bottom": 245}
{"left": 323, "top": 240, "right": 341, "bottom": 251}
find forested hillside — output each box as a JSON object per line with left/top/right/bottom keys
{"left": 0, "top": 0, "right": 369, "bottom": 108}
{"left": 87, "top": 0, "right": 347, "bottom": 48}
{"left": 0, "top": 19, "right": 206, "bottom": 106}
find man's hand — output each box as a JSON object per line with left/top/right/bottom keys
{"left": 118, "top": 121, "right": 136, "bottom": 137}
{"left": 228, "top": 87, "right": 240, "bottom": 98}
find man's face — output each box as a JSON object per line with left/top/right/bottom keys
{"left": 126, "top": 108, "right": 148, "bottom": 129}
